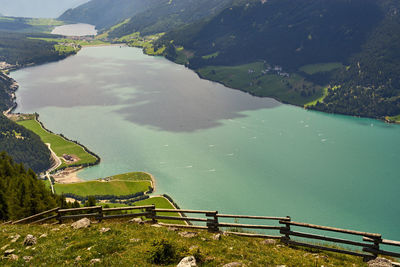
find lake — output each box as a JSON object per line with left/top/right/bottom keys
{"left": 12, "top": 46, "right": 400, "bottom": 240}
{"left": 51, "top": 23, "right": 97, "bottom": 36}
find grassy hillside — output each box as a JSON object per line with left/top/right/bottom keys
{"left": 54, "top": 172, "right": 152, "bottom": 196}
{"left": 0, "top": 17, "right": 64, "bottom": 33}
{"left": 107, "top": 0, "right": 233, "bottom": 38}
{"left": 0, "top": 221, "right": 368, "bottom": 266}
{"left": 16, "top": 118, "right": 98, "bottom": 170}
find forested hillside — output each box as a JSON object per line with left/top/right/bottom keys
{"left": 314, "top": 0, "right": 400, "bottom": 118}
{"left": 0, "top": 73, "right": 16, "bottom": 111}
{"left": 0, "top": 115, "right": 52, "bottom": 173}
{"left": 0, "top": 152, "right": 56, "bottom": 220}
{"left": 0, "top": 32, "right": 71, "bottom": 65}
{"left": 162, "top": 0, "right": 381, "bottom": 70}
{"left": 107, "top": 0, "right": 233, "bottom": 37}
{"left": 159, "top": 0, "right": 400, "bottom": 120}
{"left": 59, "top": 0, "right": 160, "bottom": 30}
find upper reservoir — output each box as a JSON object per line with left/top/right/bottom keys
{"left": 12, "top": 46, "right": 400, "bottom": 240}
{"left": 51, "top": 23, "right": 97, "bottom": 36}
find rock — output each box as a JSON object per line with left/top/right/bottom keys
{"left": 23, "top": 256, "right": 33, "bottom": 262}
{"left": 130, "top": 238, "right": 141, "bottom": 243}
{"left": 71, "top": 218, "right": 91, "bottom": 229}
{"left": 51, "top": 228, "right": 60, "bottom": 231}
{"left": 100, "top": 227, "right": 111, "bottom": 233}
{"left": 261, "top": 239, "right": 278, "bottom": 245}
{"left": 75, "top": 256, "right": 81, "bottom": 262}
{"left": 151, "top": 224, "right": 162, "bottom": 228}
{"left": 367, "top": 257, "right": 392, "bottom": 267}
{"left": 129, "top": 218, "right": 144, "bottom": 224}
{"left": 23, "top": 235, "right": 37, "bottom": 246}
{"left": 9, "top": 254, "right": 18, "bottom": 261}
{"left": 178, "top": 232, "right": 198, "bottom": 238}
{"left": 276, "top": 265, "right": 287, "bottom": 267}
{"left": 39, "top": 233, "right": 47, "bottom": 238}
{"left": 59, "top": 224, "right": 67, "bottom": 228}
{"left": 10, "top": 234, "right": 21, "bottom": 243}
{"left": 90, "top": 258, "right": 101, "bottom": 265}
{"left": 4, "top": 249, "right": 15, "bottom": 256}
{"left": 1, "top": 244, "right": 10, "bottom": 250}
{"left": 223, "top": 262, "right": 242, "bottom": 267}
{"left": 212, "top": 233, "right": 221, "bottom": 240}
{"left": 177, "top": 256, "right": 197, "bottom": 267}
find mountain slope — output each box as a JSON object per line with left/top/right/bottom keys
{"left": 107, "top": 0, "right": 234, "bottom": 37}
{"left": 162, "top": 0, "right": 382, "bottom": 70}
{"left": 59, "top": 0, "right": 160, "bottom": 30}
{"left": 160, "top": 0, "right": 400, "bottom": 119}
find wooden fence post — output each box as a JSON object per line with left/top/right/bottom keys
{"left": 97, "top": 206, "right": 103, "bottom": 222}
{"left": 57, "top": 209, "right": 62, "bottom": 224}
{"left": 206, "top": 211, "right": 219, "bottom": 232}
{"left": 280, "top": 216, "right": 291, "bottom": 243}
{"left": 146, "top": 205, "right": 157, "bottom": 223}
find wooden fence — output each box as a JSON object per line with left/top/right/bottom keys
{"left": 9, "top": 205, "right": 400, "bottom": 262}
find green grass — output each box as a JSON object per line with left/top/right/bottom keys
{"left": 99, "top": 196, "right": 183, "bottom": 224}
{"left": 202, "top": 51, "right": 219, "bottom": 59}
{"left": 0, "top": 221, "right": 368, "bottom": 266}
{"left": 305, "top": 85, "right": 340, "bottom": 107}
{"left": 299, "top": 62, "right": 343, "bottom": 75}
{"left": 109, "top": 172, "right": 151, "bottom": 181}
{"left": 29, "top": 37, "right": 109, "bottom": 47}
{"left": 16, "top": 119, "right": 97, "bottom": 170}
{"left": 387, "top": 114, "right": 400, "bottom": 123}
{"left": 198, "top": 62, "right": 323, "bottom": 105}
{"left": 54, "top": 180, "right": 151, "bottom": 196}
{"left": 54, "top": 171, "right": 153, "bottom": 196}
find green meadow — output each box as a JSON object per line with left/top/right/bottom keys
{"left": 198, "top": 62, "right": 323, "bottom": 105}
{"left": 299, "top": 62, "right": 343, "bottom": 75}
{"left": 17, "top": 119, "right": 98, "bottom": 170}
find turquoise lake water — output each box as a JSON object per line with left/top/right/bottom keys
{"left": 12, "top": 46, "right": 400, "bottom": 240}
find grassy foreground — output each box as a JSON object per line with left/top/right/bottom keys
{"left": 16, "top": 119, "right": 98, "bottom": 170}
{"left": 54, "top": 172, "right": 152, "bottom": 196}
{"left": 0, "top": 220, "right": 367, "bottom": 266}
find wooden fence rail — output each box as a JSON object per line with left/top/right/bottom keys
{"left": 9, "top": 206, "right": 400, "bottom": 262}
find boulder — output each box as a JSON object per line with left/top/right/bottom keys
{"left": 90, "top": 258, "right": 101, "bottom": 265}
{"left": 129, "top": 218, "right": 144, "bottom": 224}
{"left": 177, "top": 256, "right": 197, "bottom": 267}
{"left": 368, "top": 257, "right": 392, "bottom": 267}
{"left": 223, "top": 262, "right": 242, "bottom": 267}
{"left": 100, "top": 227, "right": 111, "bottom": 233}
{"left": 23, "top": 256, "right": 33, "bottom": 262}
{"left": 39, "top": 233, "right": 47, "bottom": 238}
{"left": 4, "top": 249, "right": 15, "bottom": 256}
{"left": 212, "top": 233, "right": 221, "bottom": 240}
{"left": 261, "top": 239, "right": 278, "bottom": 245}
{"left": 9, "top": 254, "right": 18, "bottom": 261}
{"left": 23, "top": 235, "right": 37, "bottom": 246}
{"left": 71, "top": 218, "right": 91, "bottom": 229}
{"left": 10, "top": 234, "right": 21, "bottom": 243}
{"left": 179, "top": 232, "right": 198, "bottom": 238}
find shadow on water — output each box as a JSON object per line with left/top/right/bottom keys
{"left": 14, "top": 47, "right": 281, "bottom": 132}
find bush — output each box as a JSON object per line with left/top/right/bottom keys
{"left": 147, "top": 239, "right": 179, "bottom": 265}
